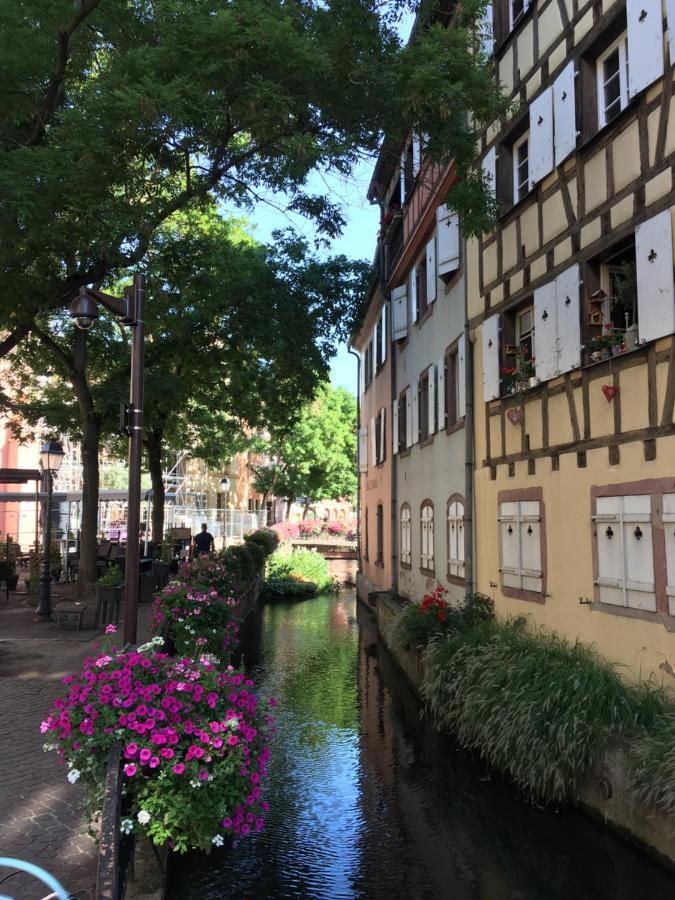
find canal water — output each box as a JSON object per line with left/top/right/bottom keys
{"left": 169, "top": 590, "right": 675, "bottom": 899}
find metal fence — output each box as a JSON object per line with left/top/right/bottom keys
{"left": 96, "top": 743, "right": 135, "bottom": 900}
{"left": 165, "top": 507, "right": 268, "bottom": 546}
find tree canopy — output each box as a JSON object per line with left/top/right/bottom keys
{"left": 253, "top": 384, "right": 357, "bottom": 512}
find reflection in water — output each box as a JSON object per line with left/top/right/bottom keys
{"left": 169, "top": 591, "right": 675, "bottom": 899}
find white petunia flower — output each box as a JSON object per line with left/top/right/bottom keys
{"left": 211, "top": 835, "right": 224, "bottom": 847}
{"left": 137, "top": 810, "right": 151, "bottom": 825}
{"left": 67, "top": 769, "right": 81, "bottom": 784}
{"left": 120, "top": 819, "right": 134, "bottom": 835}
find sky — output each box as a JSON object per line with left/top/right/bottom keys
{"left": 239, "top": 10, "right": 416, "bottom": 397}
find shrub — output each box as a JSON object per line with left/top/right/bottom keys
{"left": 242, "top": 539, "right": 267, "bottom": 572}
{"left": 266, "top": 548, "right": 336, "bottom": 593}
{"left": 178, "top": 558, "right": 233, "bottom": 597}
{"left": 263, "top": 578, "right": 318, "bottom": 600}
{"left": 630, "top": 716, "right": 675, "bottom": 815}
{"left": 97, "top": 563, "right": 124, "bottom": 589}
{"left": 421, "top": 615, "right": 667, "bottom": 804}
{"left": 390, "top": 588, "right": 494, "bottom": 652}
{"left": 244, "top": 529, "right": 279, "bottom": 556}
{"left": 217, "top": 543, "right": 258, "bottom": 589}
{"left": 151, "top": 582, "right": 240, "bottom": 660}
{"left": 41, "top": 643, "right": 275, "bottom": 852}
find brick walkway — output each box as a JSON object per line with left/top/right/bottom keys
{"left": 0, "top": 590, "right": 149, "bottom": 900}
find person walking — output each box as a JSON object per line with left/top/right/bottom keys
{"left": 193, "top": 523, "right": 215, "bottom": 557}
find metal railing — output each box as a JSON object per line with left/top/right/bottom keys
{"left": 97, "top": 743, "right": 135, "bottom": 900}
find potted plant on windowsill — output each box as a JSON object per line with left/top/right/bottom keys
{"left": 96, "top": 563, "right": 124, "bottom": 627}
{"left": 589, "top": 325, "right": 625, "bottom": 362}
{"left": 502, "top": 352, "right": 537, "bottom": 412}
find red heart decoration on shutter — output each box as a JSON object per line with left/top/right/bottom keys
{"left": 506, "top": 407, "right": 525, "bottom": 425}
{"left": 601, "top": 385, "right": 618, "bottom": 402}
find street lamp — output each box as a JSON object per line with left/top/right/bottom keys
{"left": 70, "top": 274, "right": 145, "bottom": 644}
{"left": 36, "top": 439, "right": 65, "bottom": 619}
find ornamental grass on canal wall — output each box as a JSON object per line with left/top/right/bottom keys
{"left": 388, "top": 589, "right": 675, "bottom": 815}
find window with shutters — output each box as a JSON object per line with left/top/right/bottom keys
{"left": 597, "top": 33, "right": 629, "bottom": 128}
{"left": 374, "top": 407, "right": 386, "bottom": 465}
{"left": 420, "top": 501, "right": 435, "bottom": 573}
{"left": 364, "top": 339, "right": 374, "bottom": 388}
{"left": 498, "top": 489, "right": 546, "bottom": 602}
{"left": 447, "top": 496, "right": 465, "bottom": 583}
{"left": 501, "top": 301, "right": 535, "bottom": 395}
{"left": 513, "top": 131, "right": 529, "bottom": 203}
{"left": 584, "top": 241, "right": 638, "bottom": 364}
{"left": 376, "top": 503, "right": 384, "bottom": 566}
{"left": 363, "top": 508, "right": 369, "bottom": 563}
{"left": 400, "top": 504, "right": 412, "bottom": 568}
{"left": 416, "top": 252, "right": 429, "bottom": 320}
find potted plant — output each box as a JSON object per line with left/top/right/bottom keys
{"left": 26, "top": 549, "right": 42, "bottom": 593}
{"left": 152, "top": 542, "right": 173, "bottom": 589}
{"left": 0, "top": 540, "right": 19, "bottom": 591}
{"left": 96, "top": 563, "right": 124, "bottom": 626}
{"left": 589, "top": 325, "right": 625, "bottom": 361}
{"left": 501, "top": 351, "right": 537, "bottom": 406}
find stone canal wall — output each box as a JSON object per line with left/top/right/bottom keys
{"left": 366, "top": 589, "right": 675, "bottom": 872}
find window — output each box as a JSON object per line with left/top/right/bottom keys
{"left": 420, "top": 501, "right": 435, "bottom": 572}
{"left": 376, "top": 503, "right": 384, "bottom": 566}
{"left": 418, "top": 366, "right": 435, "bottom": 442}
{"left": 446, "top": 347, "right": 459, "bottom": 427}
{"left": 510, "top": 0, "right": 525, "bottom": 30}
{"left": 374, "top": 407, "right": 386, "bottom": 465}
{"left": 498, "top": 490, "right": 545, "bottom": 601}
{"left": 400, "top": 504, "right": 412, "bottom": 567}
{"left": 413, "top": 251, "right": 428, "bottom": 321}
{"left": 513, "top": 132, "right": 529, "bottom": 202}
{"left": 447, "top": 497, "right": 465, "bottom": 581}
{"left": 500, "top": 301, "right": 535, "bottom": 395}
{"left": 364, "top": 508, "right": 369, "bottom": 562}
{"left": 397, "top": 390, "right": 408, "bottom": 452}
{"left": 585, "top": 242, "right": 638, "bottom": 362}
{"left": 364, "top": 340, "right": 374, "bottom": 388}
{"left": 597, "top": 33, "right": 628, "bottom": 128}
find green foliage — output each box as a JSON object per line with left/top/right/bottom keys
{"left": 254, "top": 384, "right": 357, "bottom": 507}
{"left": 0, "top": 539, "right": 17, "bottom": 574}
{"left": 630, "top": 717, "right": 675, "bottom": 815}
{"left": 218, "top": 543, "right": 258, "bottom": 590}
{"left": 420, "top": 615, "right": 669, "bottom": 804}
{"left": 390, "top": 590, "right": 494, "bottom": 652}
{"left": 266, "top": 548, "right": 336, "bottom": 594}
{"left": 263, "top": 578, "right": 319, "bottom": 600}
{"left": 244, "top": 529, "right": 279, "bottom": 557}
{"left": 97, "top": 564, "right": 123, "bottom": 589}
{"left": 242, "top": 539, "right": 267, "bottom": 572}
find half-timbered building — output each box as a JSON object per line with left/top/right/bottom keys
{"left": 469, "top": 0, "right": 675, "bottom": 680}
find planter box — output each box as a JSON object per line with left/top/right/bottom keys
{"left": 152, "top": 561, "right": 172, "bottom": 590}
{"left": 96, "top": 586, "right": 123, "bottom": 626}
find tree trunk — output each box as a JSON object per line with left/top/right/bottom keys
{"left": 78, "top": 412, "right": 101, "bottom": 595}
{"left": 145, "top": 431, "right": 165, "bottom": 543}
{"left": 285, "top": 499, "right": 293, "bottom": 520}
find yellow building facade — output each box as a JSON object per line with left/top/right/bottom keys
{"left": 469, "top": 0, "right": 675, "bottom": 682}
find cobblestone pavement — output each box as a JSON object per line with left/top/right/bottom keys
{"left": 0, "top": 589, "right": 141, "bottom": 900}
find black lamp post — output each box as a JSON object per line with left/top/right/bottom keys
{"left": 70, "top": 275, "right": 145, "bottom": 644}
{"left": 36, "top": 439, "right": 65, "bottom": 619}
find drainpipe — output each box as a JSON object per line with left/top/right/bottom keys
{"left": 464, "top": 275, "right": 476, "bottom": 595}
{"left": 347, "top": 347, "right": 362, "bottom": 576}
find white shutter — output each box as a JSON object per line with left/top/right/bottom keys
{"left": 410, "top": 267, "right": 418, "bottom": 323}
{"left": 373, "top": 320, "right": 379, "bottom": 366}
{"left": 534, "top": 280, "right": 558, "bottom": 382}
{"left": 595, "top": 497, "right": 623, "bottom": 606}
{"left": 379, "top": 408, "right": 386, "bottom": 462}
{"left": 636, "top": 209, "right": 675, "bottom": 343}
{"left": 370, "top": 416, "right": 377, "bottom": 467}
{"left": 426, "top": 235, "right": 437, "bottom": 304}
{"left": 627, "top": 0, "right": 664, "bottom": 98}
{"left": 457, "top": 333, "right": 466, "bottom": 418}
{"left": 667, "top": 0, "right": 675, "bottom": 70}
{"left": 437, "top": 207, "right": 460, "bottom": 276}
{"left": 481, "top": 1, "right": 494, "bottom": 57}
{"left": 553, "top": 62, "right": 576, "bottom": 166}
{"left": 529, "top": 88, "right": 554, "bottom": 187}
{"left": 595, "top": 495, "right": 655, "bottom": 611}
{"left": 555, "top": 264, "right": 581, "bottom": 374}
{"left": 457, "top": 502, "right": 465, "bottom": 575}
{"left": 393, "top": 400, "right": 399, "bottom": 456}
{"left": 380, "top": 306, "right": 387, "bottom": 363}
{"left": 391, "top": 284, "right": 408, "bottom": 341}
{"left": 358, "top": 426, "right": 368, "bottom": 472}
{"left": 405, "top": 386, "right": 413, "bottom": 448}
{"left": 412, "top": 134, "right": 421, "bottom": 177}
{"left": 520, "top": 501, "right": 543, "bottom": 592}
{"left": 499, "top": 501, "right": 521, "bottom": 589}
{"left": 411, "top": 380, "right": 419, "bottom": 444}
{"left": 437, "top": 353, "right": 446, "bottom": 429}
{"left": 428, "top": 366, "right": 436, "bottom": 435}
{"left": 663, "top": 494, "right": 675, "bottom": 614}
{"left": 400, "top": 148, "right": 407, "bottom": 204}
{"left": 482, "top": 146, "right": 497, "bottom": 199}
{"left": 482, "top": 314, "right": 501, "bottom": 401}
{"left": 358, "top": 350, "right": 364, "bottom": 396}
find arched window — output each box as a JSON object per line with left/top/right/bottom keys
{"left": 447, "top": 496, "right": 465, "bottom": 581}
{"left": 400, "top": 504, "right": 412, "bottom": 567}
{"left": 420, "top": 501, "right": 435, "bottom": 572}
{"left": 376, "top": 503, "right": 384, "bottom": 565}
